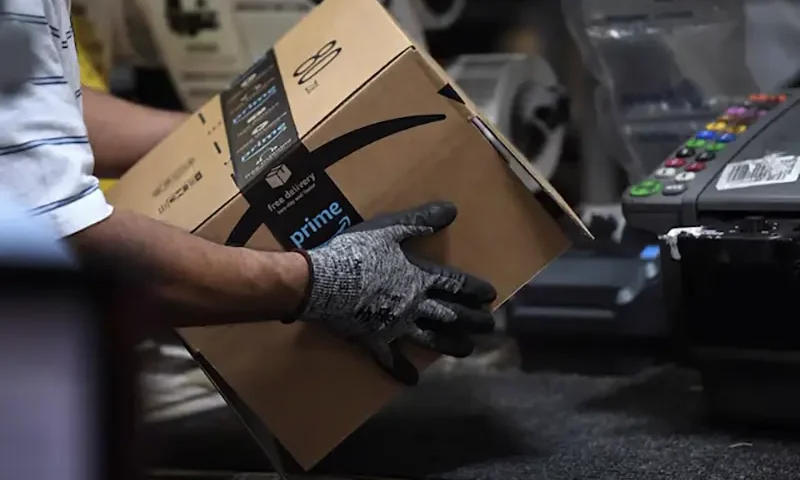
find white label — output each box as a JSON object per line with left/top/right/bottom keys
{"left": 660, "top": 226, "right": 722, "bottom": 261}
{"left": 716, "top": 152, "right": 800, "bottom": 190}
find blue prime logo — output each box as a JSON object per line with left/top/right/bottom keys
{"left": 290, "top": 201, "right": 352, "bottom": 248}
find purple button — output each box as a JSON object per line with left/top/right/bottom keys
{"left": 758, "top": 110, "right": 768, "bottom": 117}
{"left": 726, "top": 106, "right": 747, "bottom": 116}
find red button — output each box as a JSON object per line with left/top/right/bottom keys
{"left": 779, "top": 94, "right": 787, "bottom": 102}
{"left": 686, "top": 162, "right": 706, "bottom": 172}
{"left": 749, "top": 93, "right": 768, "bottom": 101}
{"left": 665, "top": 158, "right": 685, "bottom": 168}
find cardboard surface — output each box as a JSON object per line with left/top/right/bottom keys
{"left": 107, "top": 0, "right": 588, "bottom": 470}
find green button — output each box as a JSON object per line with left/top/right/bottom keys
{"left": 706, "top": 142, "right": 726, "bottom": 152}
{"left": 629, "top": 180, "right": 663, "bottom": 197}
{"left": 686, "top": 139, "right": 706, "bottom": 148}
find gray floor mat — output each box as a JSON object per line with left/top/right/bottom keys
{"left": 147, "top": 368, "right": 800, "bottom": 480}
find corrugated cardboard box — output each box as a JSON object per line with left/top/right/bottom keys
{"left": 107, "top": 0, "right": 589, "bottom": 471}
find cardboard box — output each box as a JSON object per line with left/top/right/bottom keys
{"left": 107, "top": 0, "right": 589, "bottom": 470}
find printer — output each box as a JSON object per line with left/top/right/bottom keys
{"left": 623, "top": 91, "right": 800, "bottom": 425}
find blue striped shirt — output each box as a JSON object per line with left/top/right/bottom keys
{"left": 0, "top": 0, "right": 112, "bottom": 237}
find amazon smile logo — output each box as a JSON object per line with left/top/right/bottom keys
{"left": 226, "top": 113, "right": 446, "bottom": 248}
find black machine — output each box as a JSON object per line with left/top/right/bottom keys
{"left": 659, "top": 220, "right": 800, "bottom": 425}
{"left": 506, "top": 223, "right": 669, "bottom": 375}
{"left": 623, "top": 90, "right": 800, "bottom": 425}
{"left": 622, "top": 92, "right": 795, "bottom": 234}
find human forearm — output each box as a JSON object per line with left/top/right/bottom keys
{"left": 67, "top": 209, "right": 309, "bottom": 328}
{"left": 82, "top": 88, "right": 188, "bottom": 178}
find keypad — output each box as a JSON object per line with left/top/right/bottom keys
{"left": 629, "top": 92, "right": 788, "bottom": 199}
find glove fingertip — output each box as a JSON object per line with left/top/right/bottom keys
{"left": 423, "top": 201, "right": 458, "bottom": 232}
{"left": 386, "top": 343, "right": 420, "bottom": 386}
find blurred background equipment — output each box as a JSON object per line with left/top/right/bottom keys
{"left": 106, "top": 0, "right": 465, "bottom": 110}
{"left": 447, "top": 53, "right": 569, "bottom": 189}
{"left": 562, "top": 0, "right": 757, "bottom": 184}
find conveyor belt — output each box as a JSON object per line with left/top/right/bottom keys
{"left": 146, "top": 368, "right": 800, "bottom": 479}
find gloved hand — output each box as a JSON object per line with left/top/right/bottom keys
{"left": 294, "top": 201, "right": 497, "bottom": 385}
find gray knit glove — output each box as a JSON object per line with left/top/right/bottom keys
{"left": 295, "top": 201, "right": 497, "bottom": 385}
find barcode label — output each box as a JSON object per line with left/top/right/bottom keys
{"left": 716, "top": 153, "right": 800, "bottom": 190}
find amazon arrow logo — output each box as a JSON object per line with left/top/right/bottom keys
{"left": 225, "top": 113, "right": 446, "bottom": 248}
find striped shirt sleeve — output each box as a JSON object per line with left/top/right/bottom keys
{"left": 0, "top": 1, "right": 112, "bottom": 238}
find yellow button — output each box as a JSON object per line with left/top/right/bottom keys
{"left": 707, "top": 122, "right": 726, "bottom": 131}
{"left": 730, "top": 124, "right": 747, "bottom": 134}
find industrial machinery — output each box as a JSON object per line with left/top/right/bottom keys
{"left": 622, "top": 92, "right": 792, "bottom": 235}
{"left": 109, "top": 0, "right": 464, "bottom": 110}
{"left": 447, "top": 53, "right": 570, "bottom": 189}
{"left": 165, "top": 0, "right": 219, "bottom": 37}
{"left": 623, "top": 90, "right": 800, "bottom": 424}
{"left": 661, "top": 220, "right": 800, "bottom": 425}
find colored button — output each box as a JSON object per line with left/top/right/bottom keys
{"left": 718, "top": 133, "right": 736, "bottom": 143}
{"left": 640, "top": 245, "right": 660, "bottom": 260}
{"left": 685, "top": 162, "right": 707, "bottom": 172}
{"left": 696, "top": 130, "right": 716, "bottom": 140}
{"left": 629, "top": 181, "right": 662, "bottom": 197}
{"left": 707, "top": 121, "right": 727, "bottom": 131}
{"left": 706, "top": 142, "right": 726, "bottom": 152}
{"left": 749, "top": 93, "right": 769, "bottom": 102}
{"left": 779, "top": 94, "right": 787, "bottom": 102}
{"left": 727, "top": 124, "right": 747, "bottom": 134}
{"left": 664, "top": 158, "right": 685, "bottom": 168}
{"left": 675, "top": 171, "right": 696, "bottom": 182}
{"left": 654, "top": 167, "right": 677, "bottom": 178}
{"left": 697, "top": 151, "right": 716, "bottom": 162}
{"left": 662, "top": 184, "right": 687, "bottom": 196}
{"left": 675, "top": 147, "right": 695, "bottom": 158}
{"left": 726, "top": 106, "right": 747, "bottom": 116}
{"left": 685, "top": 138, "right": 706, "bottom": 148}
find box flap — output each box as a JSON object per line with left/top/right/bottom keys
{"left": 271, "top": 0, "right": 413, "bottom": 139}
{"left": 472, "top": 116, "right": 593, "bottom": 238}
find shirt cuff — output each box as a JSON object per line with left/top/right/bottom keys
{"left": 46, "top": 187, "right": 114, "bottom": 237}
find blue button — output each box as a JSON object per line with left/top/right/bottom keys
{"left": 718, "top": 133, "right": 736, "bottom": 143}
{"left": 696, "top": 130, "right": 717, "bottom": 140}
{"left": 639, "top": 245, "right": 660, "bottom": 261}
